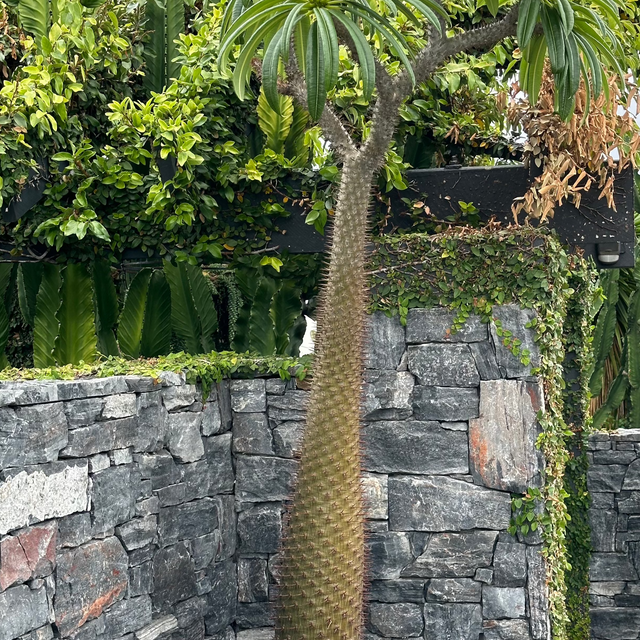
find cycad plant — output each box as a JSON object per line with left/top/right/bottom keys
{"left": 219, "top": 0, "right": 629, "bottom": 637}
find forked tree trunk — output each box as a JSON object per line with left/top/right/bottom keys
{"left": 276, "top": 157, "right": 376, "bottom": 640}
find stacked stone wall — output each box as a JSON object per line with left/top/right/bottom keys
{"left": 588, "top": 430, "right": 640, "bottom": 639}
{"left": 0, "top": 305, "right": 550, "bottom": 640}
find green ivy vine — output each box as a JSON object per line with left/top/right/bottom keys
{"left": 368, "top": 226, "right": 598, "bottom": 640}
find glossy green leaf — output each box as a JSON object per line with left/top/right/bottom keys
{"left": 140, "top": 270, "right": 172, "bottom": 357}
{"left": 305, "top": 20, "right": 326, "bottom": 121}
{"left": 93, "top": 260, "right": 119, "bottom": 356}
{"left": 55, "top": 264, "right": 98, "bottom": 365}
{"left": 541, "top": 4, "right": 566, "bottom": 73}
{"left": 486, "top": 0, "right": 499, "bottom": 17}
{"left": 118, "top": 268, "right": 152, "bottom": 359}
{"left": 517, "top": 0, "right": 541, "bottom": 48}
{"left": 186, "top": 263, "right": 218, "bottom": 352}
{"left": 17, "top": 263, "right": 43, "bottom": 328}
{"left": 164, "top": 261, "right": 202, "bottom": 354}
{"left": 33, "top": 264, "right": 62, "bottom": 368}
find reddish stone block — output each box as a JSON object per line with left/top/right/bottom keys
{"left": 18, "top": 522, "right": 57, "bottom": 578}
{"left": 0, "top": 521, "right": 57, "bottom": 591}
{"left": 0, "top": 535, "right": 31, "bottom": 591}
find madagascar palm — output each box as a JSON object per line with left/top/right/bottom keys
{"left": 219, "top": 0, "right": 628, "bottom": 637}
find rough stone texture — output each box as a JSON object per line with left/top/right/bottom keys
{"left": 54, "top": 536, "right": 129, "bottom": 636}
{"left": 0, "top": 461, "right": 89, "bottom": 535}
{"left": 490, "top": 306, "right": 541, "bottom": 378}
{"left": 403, "top": 531, "right": 497, "bottom": 578}
{"left": 411, "top": 385, "right": 479, "bottom": 421}
{"left": 363, "top": 421, "right": 469, "bottom": 475}
{"left": 365, "top": 311, "right": 406, "bottom": 369}
{"left": 388, "top": 476, "right": 511, "bottom": 531}
{"left": 406, "top": 308, "right": 487, "bottom": 343}
{"left": 408, "top": 344, "right": 480, "bottom": 387}
{"left": 469, "top": 380, "right": 544, "bottom": 493}
{"left": 589, "top": 430, "right": 640, "bottom": 639}
{"left": 0, "top": 305, "right": 549, "bottom": 640}
{"left": 0, "top": 585, "right": 49, "bottom": 640}
{"left": 423, "top": 603, "right": 483, "bottom": 640}
{"left": 362, "top": 370, "right": 413, "bottom": 421}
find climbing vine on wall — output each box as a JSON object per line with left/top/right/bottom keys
{"left": 368, "top": 225, "right": 597, "bottom": 640}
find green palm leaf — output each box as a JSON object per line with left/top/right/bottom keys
{"left": 55, "top": 264, "right": 98, "bottom": 366}
{"left": 186, "top": 263, "right": 218, "bottom": 353}
{"left": 118, "top": 268, "right": 152, "bottom": 359}
{"left": 590, "top": 270, "right": 619, "bottom": 396}
{"left": 17, "top": 263, "right": 43, "bottom": 328}
{"left": 141, "top": 270, "right": 172, "bottom": 357}
{"left": 0, "top": 264, "right": 15, "bottom": 369}
{"left": 259, "top": 88, "right": 294, "bottom": 153}
{"left": 93, "top": 260, "right": 119, "bottom": 356}
{"left": 517, "top": 0, "right": 541, "bottom": 48}
{"left": 249, "top": 276, "right": 278, "bottom": 355}
{"left": 232, "top": 268, "right": 260, "bottom": 352}
{"left": 144, "top": 0, "right": 166, "bottom": 93}
{"left": 33, "top": 264, "right": 62, "bottom": 368}
{"left": 18, "top": 0, "right": 49, "bottom": 45}
{"left": 284, "top": 104, "right": 310, "bottom": 159}
{"left": 166, "top": 0, "right": 185, "bottom": 82}
{"left": 305, "top": 20, "right": 326, "bottom": 121}
{"left": 164, "top": 261, "right": 202, "bottom": 354}
{"left": 271, "top": 280, "right": 302, "bottom": 354}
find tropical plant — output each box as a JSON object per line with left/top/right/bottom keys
{"left": 219, "top": 0, "right": 634, "bottom": 637}
{"left": 143, "top": 0, "right": 185, "bottom": 93}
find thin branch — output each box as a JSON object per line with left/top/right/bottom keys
{"left": 283, "top": 56, "right": 358, "bottom": 160}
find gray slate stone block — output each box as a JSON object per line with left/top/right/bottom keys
{"left": 166, "top": 412, "right": 204, "bottom": 463}
{"left": 363, "top": 370, "right": 414, "bottom": 421}
{"left": 237, "top": 504, "right": 282, "bottom": 554}
{"left": 492, "top": 542, "right": 527, "bottom": 587}
{"left": 238, "top": 558, "right": 269, "bottom": 603}
{"left": 181, "top": 461, "right": 211, "bottom": 502}
{"left": 482, "top": 587, "right": 526, "bottom": 619}
{"left": 213, "top": 496, "right": 236, "bottom": 561}
{"left": 0, "top": 381, "right": 59, "bottom": 407}
{"left": 205, "top": 561, "right": 237, "bottom": 634}
{"left": 408, "top": 344, "right": 480, "bottom": 387}
{"left": 62, "top": 416, "right": 138, "bottom": 457}
{"left": 54, "top": 537, "right": 129, "bottom": 636}
{"left": 362, "top": 473, "right": 388, "bottom": 520}
{"left": 162, "top": 385, "right": 198, "bottom": 412}
{"left": 64, "top": 397, "right": 104, "bottom": 427}
{"left": 159, "top": 498, "right": 218, "bottom": 546}
{"left": 129, "top": 561, "right": 153, "bottom": 597}
{"left": 201, "top": 400, "right": 223, "bottom": 436}
{"left": 590, "top": 509, "right": 618, "bottom": 552}
{"left": 236, "top": 456, "right": 297, "bottom": 502}
{"left": 136, "top": 392, "right": 165, "bottom": 452}
{"left": 368, "top": 602, "right": 423, "bottom": 637}
{"left": 136, "top": 451, "right": 180, "bottom": 489}
{"left": 155, "top": 483, "right": 186, "bottom": 507}
{"left": 469, "top": 380, "right": 544, "bottom": 493}
{"left": 482, "top": 620, "right": 532, "bottom": 640}
{"left": 91, "top": 465, "right": 136, "bottom": 534}
{"left": 272, "top": 422, "right": 304, "bottom": 458}
{"left": 0, "top": 403, "right": 68, "bottom": 467}
{"left": 588, "top": 465, "right": 627, "bottom": 492}
{"left": 204, "top": 433, "right": 234, "bottom": 494}
{"left": 115, "top": 515, "right": 157, "bottom": 551}
{"left": 0, "top": 585, "right": 49, "bottom": 640}
{"left": 368, "top": 579, "right": 426, "bottom": 603}
{"left": 367, "top": 532, "right": 413, "bottom": 580}
{"left": 593, "top": 450, "right": 637, "bottom": 465}
{"left": 426, "top": 578, "right": 481, "bottom": 603}
{"left": 233, "top": 413, "right": 273, "bottom": 455}
{"left": 363, "top": 422, "right": 468, "bottom": 475}
{"left": 230, "top": 380, "right": 266, "bottom": 413}
{"left": 622, "top": 458, "right": 640, "bottom": 489}
{"left": 406, "top": 309, "right": 487, "bottom": 343}
{"left": 411, "top": 386, "right": 479, "bottom": 421}
{"left": 266, "top": 391, "right": 308, "bottom": 422}
{"left": 58, "top": 512, "right": 92, "bottom": 548}
{"left": 423, "top": 603, "right": 482, "bottom": 640}
{"left": 590, "top": 607, "right": 640, "bottom": 640}
{"left": 469, "top": 341, "right": 501, "bottom": 379}
{"left": 402, "top": 531, "right": 497, "bottom": 578}
{"left": 56, "top": 377, "right": 130, "bottom": 400}
{"left": 388, "top": 475, "right": 510, "bottom": 532}
{"left": 365, "top": 312, "right": 406, "bottom": 369}
{"left": 102, "top": 394, "right": 137, "bottom": 419}
{"left": 153, "top": 542, "right": 198, "bottom": 608}
{"left": 191, "top": 531, "right": 220, "bottom": 570}
{"left": 235, "top": 602, "right": 273, "bottom": 629}
{"left": 490, "top": 306, "right": 540, "bottom": 379}
{"left": 236, "top": 631, "right": 273, "bottom": 640}
{"left": 590, "top": 553, "right": 638, "bottom": 582}
{"left": 104, "top": 596, "right": 153, "bottom": 638}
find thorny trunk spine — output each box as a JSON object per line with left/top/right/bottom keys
{"left": 275, "top": 7, "right": 521, "bottom": 639}
{"left": 275, "top": 152, "right": 379, "bottom": 640}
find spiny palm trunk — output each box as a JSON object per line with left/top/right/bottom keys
{"left": 276, "top": 157, "right": 375, "bottom": 640}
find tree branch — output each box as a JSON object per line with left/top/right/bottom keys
{"left": 283, "top": 57, "right": 358, "bottom": 160}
